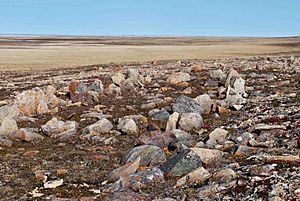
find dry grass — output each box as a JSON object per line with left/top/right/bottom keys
{"left": 0, "top": 36, "right": 299, "bottom": 71}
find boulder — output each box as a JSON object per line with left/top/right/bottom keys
{"left": 175, "top": 167, "right": 211, "bottom": 187}
{"left": 0, "top": 136, "right": 13, "bottom": 147}
{"left": 91, "top": 79, "right": 104, "bottom": 94}
{"left": 0, "top": 117, "right": 18, "bottom": 137}
{"left": 82, "top": 118, "right": 113, "bottom": 137}
{"left": 138, "top": 131, "right": 177, "bottom": 148}
{"left": 111, "top": 168, "right": 164, "bottom": 192}
{"left": 9, "top": 128, "right": 44, "bottom": 142}
{"left": 165, "top": 112, "right": 179, "bottom": 131}
{"left": 209, "top": 128, "right": 228, "bottom": 144}
{"left": 210, "top": 168, "right": 237, "bottom": 183}
{"left": 194, "top": 94, "right": 213, "bottom": 114}
{"left": 160, "top": 149, "right": 202, "bottom": 177}
{"left": 172, "top": 95, "right": 204, "bottom": 114}
{"left": 117, "top": 119, "right": 139, "bottom": 135}
{"left": 190, "top": 148, "right": 228, "bottom": 166}
{"left": 225, "top": 68, "right": 241, "bottom": 87}
{"left": 178, "top": 113, "right": 203, "bottom": 132}
{"left": 210, "top": 69, "right": 226, "bottom": 80}
{"left": 170, "top": 129, "right": 194, "bottom": 147}
{"left": 16, "top": 88, "right": 49, "bottom": 116}
{"left": 149, "top": 108, "right": 170, "bottom": 120}
{"left": 41, "top": 117, "right": 77, "bottom": 139}
{"left": 166, "top": 72, "right": 191, "bottom": 84}
{"left": 111, "top": 73, "right": 126, "bottom": 86}
{"left": 121, "top": 145, "right": 166, "bottom": 166}
{"left": 108, "top": 158, "right": 141, "bottom": 181}
{"left": 0, "top": 104, "right": 19, "bottom": 124}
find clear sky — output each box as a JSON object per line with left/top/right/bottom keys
{"left": 0, "top": 0, "right": 299, "bottom": 37}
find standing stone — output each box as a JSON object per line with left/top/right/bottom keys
{"left": 194, "top": 94, "right": 213, "bottom": 114}
{"left": 166, "top": 112, "right": 179, "bottom": 131}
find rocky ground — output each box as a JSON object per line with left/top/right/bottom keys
{"left": 0, "top": 55, "right": 299, "bottom": 201}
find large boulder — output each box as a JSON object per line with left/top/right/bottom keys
{"left": 16, "top": 88, "right": 49, "bottom": 116}
{"left": 15, "top": 87, "right": 63, "bottom": 116}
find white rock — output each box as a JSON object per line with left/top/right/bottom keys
{"left": 209, "top": 128, "right": 228, "bottom": 144}
{"left": 41, "top": 117, "right": 77, "bottom": 138}
{"left": 178, "top": 113, "right": 203, "bottom": 132}
{"left": 111, "top": 73, "right": 126, "bottom": 86}
{"left": 175, "top": 167, "right": 211, "bottom": 187}
{"left": 82, "top": 118, "right": 113, "bottom": 137}
{"left": 117, "top": 119, "right": 139, "bottom": 135}
{"left": 0, "top": 117, "right": 18, "bottom": 137}
{"left": 194, "top": 94, "right": 213, "bottom": 114}
{"left": 44, "top": 179, "right": 64, "bottom": 189}
{"left": 166, "top": 72, "right": 190, "bottom": 84}
{"left": 166, "top": 112, "right": 179, "bottom": 131}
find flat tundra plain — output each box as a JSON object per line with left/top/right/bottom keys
{"left": 0, "top": 36, "right": 300, "bottom": 71}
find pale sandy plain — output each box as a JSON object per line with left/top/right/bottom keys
{"left": 0, "top": 36, "right": 299, "bottom": 71}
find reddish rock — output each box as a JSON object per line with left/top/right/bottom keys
{"left": 137, "top": 131, "right": 177, "bottom": 148}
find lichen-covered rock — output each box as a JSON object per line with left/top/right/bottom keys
{"left": 178, "top": 113, "right": 203, "bottom": 132}
{"left": 121, "top": 145, "right": 166, "bottom": 166}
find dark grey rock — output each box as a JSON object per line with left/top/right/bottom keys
{"left": 160, "top": 149, "right": 202, "bottom": 177}
{"left": 172, "top": 95, "right": 204, "bottom": 114}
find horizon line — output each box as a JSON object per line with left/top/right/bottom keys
{"left": 0, "top": 33, "right": 300, "bottom": 38}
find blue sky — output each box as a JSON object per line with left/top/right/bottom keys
{"left": 0, "top": 0, "right": 299, "bottom": 36}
